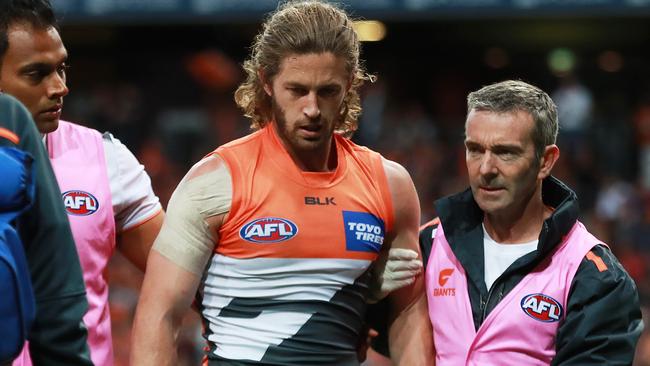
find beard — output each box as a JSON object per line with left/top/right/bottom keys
{"left": 271, "top": 96, "right": 337, "bottom": 153}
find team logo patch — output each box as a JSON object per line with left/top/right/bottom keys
{"left": 239, "top": 217, "right": 298, "bottom": 243}
{"left": 342, "top": 211, "right": 385, "bottom": 253}
{"left": 521, "top": 293, "right": 563, "bottom": 323}
{"left": 62, "top": 190, "right": 99, "bottom": 216}
{"left": 438, "top": 268, "right": 454, "bottom": 287}
{"left": 432, "top": 268, "right": 456, "bottom": 296}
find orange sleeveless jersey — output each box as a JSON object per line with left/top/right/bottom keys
{"left": 215, "top": 124, "right": 394, "bottom": 261}
{"left": 198, "top": 124, "right": 394, "bottom": 365}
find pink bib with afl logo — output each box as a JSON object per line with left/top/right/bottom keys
{"left": 13, "top": 121, "right": 116, "bottom": 366}
{"left": 49, "top": 121, "right": 115, "bottom": 366}
{"left": 425, "top": 221, "right": 602, "bottom": 365}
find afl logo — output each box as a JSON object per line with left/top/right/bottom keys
{"left": 239, "top": 217, "right": 298, "bottom": 243}
{"left": 521, "top": 293, "right": 563, "bottom": 323}
{"left": 62, "top": 190, "right": 99, "bottom": 216}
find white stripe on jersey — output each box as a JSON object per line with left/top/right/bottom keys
{"left": 207, "top": 310, "right": 312, "bottom": 361}
{"left": 201, "top": 254, "right": 371, "bottom": 361}
{"left": 202, "top": 255, "right": 371, "bottom": 300}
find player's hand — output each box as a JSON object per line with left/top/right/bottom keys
{"left": 368, "top": 248, "right": 422, "bottom": 304}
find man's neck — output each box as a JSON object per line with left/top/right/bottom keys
{"left": 483, "top": 188, "right": 552, "bottom": 244}
{"left": 272, "top": 125, "right": 337, "bottom": 172}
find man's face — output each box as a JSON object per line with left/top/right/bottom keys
{"left": 465, "top": 109, "right": 542, "bottom": 218}
{"left": 264, "top": 52, "right": 349, "bottom": 158}
{"left": 0, "top": 22, "right": 68, "bottom": 133}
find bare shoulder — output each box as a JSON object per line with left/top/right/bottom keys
{"left": 381, "top": 157, "right": 415, "bottom": 195}
{"left": 380, "top": 157, "right": 419, "bottom": 233}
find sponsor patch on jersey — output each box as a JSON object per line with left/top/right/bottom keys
{"left": 342, "top": 211, "right": 385, "bottom": 253}
{"left": 520, "top": 293, "right": 563, "bottom": 323}
{"left": 62, "top": 190, "right": 99, "bottom": 216}
{"left": 239, "top": 217, "right": 298, "bottom": 243}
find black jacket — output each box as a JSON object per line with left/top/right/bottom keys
{"left": 0, "top": 94, "right": 92, "bottom": 365}
{"left": 420, "top": 176, "right": 643, "bottom": 365}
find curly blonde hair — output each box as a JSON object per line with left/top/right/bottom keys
{"left": 234, "top": 0, "right": 371, "bottom": 136}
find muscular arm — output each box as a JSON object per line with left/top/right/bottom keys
{"left": 131, "top": 155, "right": 230, "bottom": 365}
{"left": 0, "top": 94, "right": 91, "bottom": 365}
{"left": 117, "top": 210, "right": 164, "bottom": 271}
{"left": 382, "top": 159, "right": 434, "bottom": 365}
{"left": 131, "top": 250, "right": 203, "bottom": 366}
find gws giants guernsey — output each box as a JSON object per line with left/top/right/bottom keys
{"left": 203, "top": 124, "right": 394, "bottom": 365}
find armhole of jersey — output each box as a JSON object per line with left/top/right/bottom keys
{"left": 212, "top": 151, "right": 241, "bottom": 229}
{"left": 373, "top": 154, "right": 395, "bottom": 234}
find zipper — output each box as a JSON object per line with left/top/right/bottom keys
{"left": 479, "top": 221, "right": 549, "bottom": 326}
{"left": 480, "top": 285, "right": 495, "bottom": 325}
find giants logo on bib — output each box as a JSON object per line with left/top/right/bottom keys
{"left": 521, "top": 293, "right": 563, "bottom": 322}
{"left": 432, "top": 268, "right": 456, "bottom": 296}
{"left": 62, "top": 190, "right": 99, "bottom": 216}
{"left": 240, "top": 217, "right": 298, "bottom": 243}
{"left": 342, "top": 211, "right": 385, "bottom": 253}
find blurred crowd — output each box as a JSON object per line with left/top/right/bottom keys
{"left": 59, "top": 38, "right": 650, "bottom": 364}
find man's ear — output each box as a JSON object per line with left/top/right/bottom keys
{"left": 538, "top": 144, "right": 560, "bottom": 180}
{"left": 259, "top": 69, "right": 272, "bottom": 97}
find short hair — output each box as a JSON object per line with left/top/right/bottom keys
{"left": 466, "top": 80, "right": 558, "bottom": 159}
{"left": 0, "top": 0, "right": 58, "bottom": 65}
{"left": 234, "top": 0, "right": 370, "bottom": 136}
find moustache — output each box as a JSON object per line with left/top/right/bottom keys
{"left": 478, "top": 179, "right": 504, "bottom": 189}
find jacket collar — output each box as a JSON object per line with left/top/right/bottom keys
{"left": 434, "top": 176, "right": 580, "bottom": 289}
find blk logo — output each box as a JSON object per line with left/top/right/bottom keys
{"left": 305, "top": 196, "right": 336, "bottom": 205}
{"left": 433, "top": 268, "right": 456, "bottom": 297}
{"left": 62, "top": 190, "right": 99, "bottom": 216}
{"left": 521, "top": 293, "right": 563, "bottom": 323}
